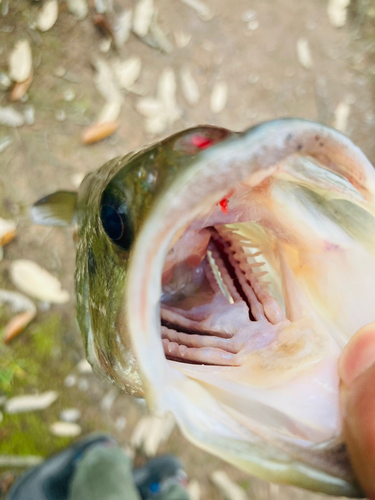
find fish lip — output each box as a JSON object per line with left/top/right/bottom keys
{"left": 125, "top": 118, "right": 373, "bottom": 495}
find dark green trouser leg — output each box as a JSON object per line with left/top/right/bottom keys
{"left": 69, "top": 447, "right": 190, "bottom": 500}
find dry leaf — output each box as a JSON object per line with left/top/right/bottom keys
{"left": 188, "top": 480, "right": 201, "bottom": 500}
{"left": 8, "top": 40, "right": 32, "bottom": 83}
{"left": 136, "top": 97, "right": 163, "bottom": 117}
{"left": 113, "top": 57, "right": 142, "bottom": 90}
{"left": 0, "top": 456, "right": 43, "bottom": 468}
{"left": 327, "top": 0, "right": 350, "bottom": 27}
{"left": 181, "top": 66, "right": 199, "bottom": 105}
{"left": 10, "top": 260, "right": 70, "bottom": 303}
{"left": 5, "top": 391, "right": 58, "bottom": 414}
{"left": 133, "top": 0, "right": 154, "bottom": 38}
{"left": 0, "top": 107, "right": 25, "bottom": 127}
{"left": 67, "top": 0, "right": 88, "bottom": 19}
{"left": 93, "top": 57, "right": 123, "bottom": 104}
{"left": 211, "top": 471, "right": 248, "bottom": 500}
{"left": 333, "top": 100, "right": 350, "bottom": 133}
{"left": 297, "top": 38, "right": 313, "bottom": 69}
{"left": 37, "top": 0, "right": 59, "bottom": 32}
{"left": 97, "top": 100, "right": 122, "bottom": 124}
{"left": 3, "top": 310, "right": 36, "bottom": 344}
{"left": 179, "top": 0, "right": 213, "bottom": 21}
{"left": 148, "top": 12, "right": 173, "bottom": 53}
{"left": 114, "top": 9, "right": 132, "bottom": 48}
{"left": 174, "top": 31, "right": 191, "bottom": 48}
{"left": 82, "top": 121, "right": 119, "bottom": 144}
{"left": 210, "top": 81, "right": 227, "bottom": 114}
{"left": 10, "top": 71, "right": 33, "bottom": 102}
{"left": 50, "top": 421, "right": 82, "bottom": 437}
{"left": 0, "top": 218, "right": 16, "bottom": 246}
{"left": 158, "top": 67, "right": 180, "bottom": 124}
{"left": 0, "top": 289, "right": 36, "bottom": 343}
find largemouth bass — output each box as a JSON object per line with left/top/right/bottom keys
{"left": 32, "top": 118, "right": 375, "bottom": 497}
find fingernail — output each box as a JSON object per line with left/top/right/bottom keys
{"left": 338, "top": 322, "right": 375, "bottom": 386}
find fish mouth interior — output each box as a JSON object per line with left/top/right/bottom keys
{"left": 157, "top": 152, "right": 375, "bottom": 443}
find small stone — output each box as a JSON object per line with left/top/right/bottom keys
{"left": 24, "top": 105, "right": 35, "bottom": 125}
{"left": 60, "top": 408, "right": 81, "bottom": 422}
{"left": 54, "top": 66, "right": 66, "bottom": 77}
{"left": 63, "top": 88, "right": 75, "bottom": 101}
{"left": 78, "top": 378, "right": 89, "bottom": 391}
{"left": 241, "top": 10, "right": 256, "bottom": 22}
{"left": 248, "top": 73, "right": 259, "bottom": 84}
{"left": 64, "top": 374, "right": 77, "bottom": 387}
{"left": 210, "top": 81, "right": 227, "bottom": 114}
{"left": 37, "top": 0, "right": 59, "bottom": 32}
{"left": 76, "top": 358, "right": 92, "bottom": 373}
{"left": 247, "top": 20, "right": 259, "bottom": 30}
{"left": 67, "top": 0, "right": 88, "bottom": 20}
{"left": 99, "top": 38, "right": 112, "bottom": 52}
{"left": 55, "top": 109, "right": 66, "bottom": 121}
{"left": 0, "top": 72, "right": 12, "bottom": 90}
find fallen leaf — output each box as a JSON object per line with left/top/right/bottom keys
{"left": 67, "top": 0, "right": 88, "bottom": 20}
{"left": 210, "top": 471, "right": 248, "bottom": 500}
{"left": 50, "top": 421, "right": 82, "bottom": 437}
{"left": 113, "top": 56, "right": 142, "bottom": 90}
{"left": 133, "top": 0, "right": 154, "bottom": 37}
{"left": 37, "top": 0, "right": 59, "bottom": 32}
{"left": 327, "top": 0, "right": 350, "bottom": 27}
{"left": 93, "top": 57, "right": 123, "bottom": 104}
{"left": 3, "top": 310, "right": 36, "bottom": 344}
{"left": 5, "top": 391, "right": 58, "bottom": 414}
{"left": 8, "top": 40, "right": 32, "bottom": 83}
{"left": 181, "top": 66, "right": 199, "bottom": 105}
{"left": 158, "top": 67, "right": 180, "bottom": 124}
{"left": 136, "top": 97, "right": 163, "bottom": 117}
{"left": 0, "top": 106, "right": 25, "bottom": 127}
{"left": 148, "top": 11, "right": 173, "bottom": 53}
{"left": 178, "top": 0, "right": 213, "bottom": 21}
{"left": 0, "top": 289, "right": 36, "bottom": 343}
{"left": 188, "top": 480, "right": 201, "bottom": 500}
{"left": 114, "top": 9, "right": 132, "bottom": 48}
{"left": 174, "top": 30, "right": 191, "bottom": 48}
{"left": 10, "top": 71, "right": 33, "bottom": 101}
{"left": 0, "top": 456, "right": 43, "bottom": 467}
{"left": 97, "top": 100, "right": 122, "bottom": 124}
{"left": 0, "top": 136, "right": 12, "bottom": 154}
{"left": 333, "top": 99, "right": 350, "bottom": 133}
{"left": 0, "top": 218, "right": 16, "bottom": 246}
{"left": 297, "top": 38, "right": 313, "bottom": 69}
{"left": 82, "top": 121, "right": 119, "bottom": 144}
{"left": 210, "top": 81, "right": 227, "bottom": 114}
{"left": 10, "top": 260, "right": 70, "bottom": 303}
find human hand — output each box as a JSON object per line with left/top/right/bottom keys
{"left": 339, "top": 323, "right": 375, "bottom": 499}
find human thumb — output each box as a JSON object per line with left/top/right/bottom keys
{"left": 338, "top": 322, "right": 375, "bottom": 500}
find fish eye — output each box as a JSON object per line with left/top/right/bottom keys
{"left": 100, "top": 195, "right": 132, "bottom": 251}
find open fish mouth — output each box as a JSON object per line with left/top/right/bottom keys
{"left": 31, "top": 118, "right": 375, "bottom": 497}
{"left": 126, "top": 119, "right": 375, "bottom": 497}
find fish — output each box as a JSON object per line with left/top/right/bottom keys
{"left": 31, "top": 118, "right": 375, "bottom": 497}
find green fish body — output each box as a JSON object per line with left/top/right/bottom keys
{"left": 33, "top": 119, "right": 375, "bottom": 497}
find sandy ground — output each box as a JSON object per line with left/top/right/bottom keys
{"left": 1, "top": 0, "right": 375, "bottom": 498}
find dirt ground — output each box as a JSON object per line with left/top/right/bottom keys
{"left": 1, "top": 0, "right": 375, "bottom": 498}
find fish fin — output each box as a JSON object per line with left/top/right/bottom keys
{"left": 31, "top": 191, "right": 78, "bottom": 227}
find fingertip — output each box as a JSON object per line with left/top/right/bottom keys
{"left": 338, "top": 322, "right": 375, "bottom": 387}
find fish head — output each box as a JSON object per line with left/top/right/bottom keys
{"left": 32, "top": 119, "right": 375, "bottom": 497}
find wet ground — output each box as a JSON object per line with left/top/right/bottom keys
{"left": 1, "top": 0, "right": 375, "bottom": 498}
